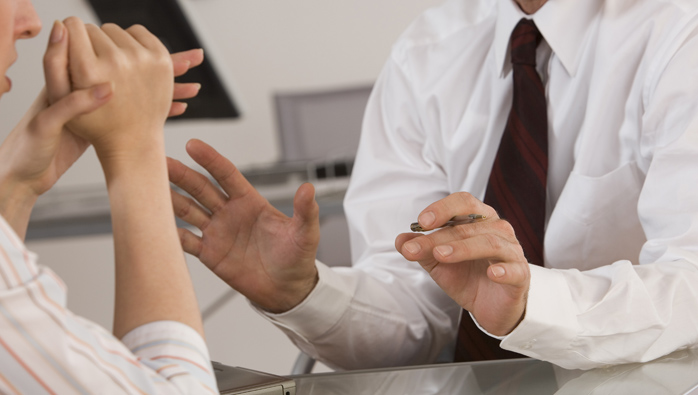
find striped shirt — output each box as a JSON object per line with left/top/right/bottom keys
{"left": 0, "top": 215, "right": 219, "bottom": 394}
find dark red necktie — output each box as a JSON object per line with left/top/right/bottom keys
{"left": 454, "top": 18, "right": 547, "bottom": 362}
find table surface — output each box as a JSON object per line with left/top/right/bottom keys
{"left": 290, "top": 348, "right": 698, "bottom": 394}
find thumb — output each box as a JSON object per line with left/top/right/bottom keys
{"left": 292, "top": 182, "right": 320, "bottom": 236}
{"left": 33, "top": 83, "right": 112, "bottom": 135}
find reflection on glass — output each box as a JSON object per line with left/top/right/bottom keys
{"left": 293, "top": 348, "right": 698, "bottom": 395}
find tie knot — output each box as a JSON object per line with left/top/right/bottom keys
{"left": 509, "top": 19, "right": 542, "bottom": 66}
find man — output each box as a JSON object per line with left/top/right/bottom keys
{"left": 0, "top": 0, "right": 217, "bottom": 391}
{"left": 168, "top": 0, "right": 698, "bottom": 370}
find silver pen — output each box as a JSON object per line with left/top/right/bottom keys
{"left": 410, "top": 214, "right": 487, "bottom": 232}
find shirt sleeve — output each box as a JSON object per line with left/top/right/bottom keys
{"left": 499, "top": 21, "right": 698, "bottom": 370}
{"left": 254, "top": 48, "right": 462, "bottom": 371}
{"left": 0, "top": 215, "right": 218, "bottom": 394}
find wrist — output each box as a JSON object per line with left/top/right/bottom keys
{"left": 0, "top": 174, "right": 39, "bottom": 239}
{"left": 261, "top": 267, "right": 319, "bottom": 314}
{"left": 93, "top": 134, "right": 166, "bottom": 176}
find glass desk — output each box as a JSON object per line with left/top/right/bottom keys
{"left": 290, "top": 348, "right": 698, "bottom": 394}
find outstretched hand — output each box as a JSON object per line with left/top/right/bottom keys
{"left": 395, "top": 192, "right": 531, "bottom": 336}
{"left": 167, "top": 139, "right": 320, "bottom": 313}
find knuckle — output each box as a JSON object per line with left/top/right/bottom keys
{"left": 157, "top": 52, "right": 173, "bottom": 68}
{"left": 101, "top": 22, "right": 119, "bottom": 31}
{"left": 63, "top": 16, "right": 81, "bottom": 27}
{"left": 190, "top": 178, "right": 208, "bottom": 198}
{"left": 43, "top": 52, "right": 63, "bottom": 70}
{"left": 104, "top": 47, "right": 123, "bottom": 63}
{"left": 72, "top": 63, "right": 98, "bottom": 86}
{"left": 126, "top": 24, "right": 147, "bottom": 34}
{"left": 175, "top": 198, "right": 193, "bottom": 218}
{"left": 483, "top": 233, "right": 502, "bottom": 251}
{"left": 494, "top": 219, "right": 515, "bottom": 235}
{"left": 63, "top": 92, "right": 83, "bottom": 108}
{"left": 454, "top": 192, "right": 474, "bottom": 206}
{"left": 453, "top": 223, "right": 473, "bottom": 239}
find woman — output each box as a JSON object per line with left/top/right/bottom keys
{"left": 0, "top": 0, "right": 217, "bottom": 392}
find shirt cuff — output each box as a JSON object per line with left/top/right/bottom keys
{"left": 254, "top": 260, "right": 355, "bottom": 341}
{"left": 469, "top": 311, "right": 506, "bottom": 340}
{"left": 121, "top": 320, "right": 215, "bottom": 383}
{"left": 500, "top": 264, "right": 580, "bottom": 365}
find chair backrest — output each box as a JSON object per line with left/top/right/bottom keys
{"left": 274, "top": 85, "right": 373, "bottom": 164}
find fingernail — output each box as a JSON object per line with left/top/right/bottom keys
{"left": 403, "top": 242, "right": 421, "bottom": 255}
{"left": 93, "top": 83, "right": 112, "bottom": 99}
{"left": 419, "top": 211, "right": 436, "bottom": 227}
{"left": 435, "top": 245, "right": 453, "bottom": 257}
{"left": 194, "top": 83, "right": 202, "bottom": 91}
{"left": 491, "top": 266, "right": 505, "bottom": 278}
{"left": 50, "top": 20, "right": 64, "bottom": 43}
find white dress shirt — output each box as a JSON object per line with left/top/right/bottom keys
{"left": 260, "top": 0, "right": 698, "bottom": 370}
{"left": 0, "top": 215, "right": 219, "bottom": 394}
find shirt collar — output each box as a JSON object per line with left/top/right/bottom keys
{"left": 494, "top": 0, "right": 603, "bottom": 78}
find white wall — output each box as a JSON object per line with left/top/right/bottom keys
{"left": 1, "top": 0, "right": 444, "bottom": 186}
{"left": 6, "top": 0, "right": 445, "bottom": 376}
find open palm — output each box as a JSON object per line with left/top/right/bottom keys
{"left": 168, "top": 139, "right": 320, "bottom": 313}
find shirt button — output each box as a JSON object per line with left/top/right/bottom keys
{"left": 520, "top": 339, "right": 537, "bottom": 350}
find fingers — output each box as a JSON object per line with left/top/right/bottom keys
{"left": 167, "top": 156, "right": 228, "bottom": 213}
{"left": 31, "top": 84, "right": 112, "bottom": 136}
{"left": 100, "top": 23, "right": 140, "bottom": 50}
{"left": 170, "top": 49, "right": 204, "bottom": 116}
{"left": 168, "top": 51, "right": 204, "bottom": 118}
{"left": 64, "top": 17, "right": 96, "bottom": 88}
{"left": 400, "top": 219, "right": 520, "bottom": 260}
{"left": 398, "top": 217, "right": 528, "bottom": 286}
{"left": 168, "top": 102, "right": 188, "bottom": 117}
{"left": 487, "top": 259, "right": 529, "bottom": 288}
{"left": 168, "top": 81, "right": 201, "bottom": 116}
{"left": 432, "top": 233, "right": 524, "bottom": 264}
{"left": 172, "top": 49, "right": 204, "bottom": 77}
{"left": 415, "top": 192, "right": 498, "bottom": 231}
{"left": 43, "top": 20, "right": 70, "bottom": 104}
{"left": 170, "top": 188, "right": 212, "bottom": 229}
{"left": 184, "top": 139, "right": 256, "bottom": 200}
{"left": 173, "top": 82, "right": 202, "bottom": 101}
{"left": 126, "top": 24, "right": 169, "bottom": 54}
{"left": 177, "top": 227, "right": 204, "bottom": 258}
{"left": 85, "top": 24, "right": 118, "bottom": 57}
{"left": 395, "top": 232, "right": 422, "bottom": 253}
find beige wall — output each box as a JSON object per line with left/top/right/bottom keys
{"left": 7, "top": 0, "right": 445, "bottom": 376}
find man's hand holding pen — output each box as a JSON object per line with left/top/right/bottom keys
{"left": 395, "top": 192, "right": 530, "bottom": 337}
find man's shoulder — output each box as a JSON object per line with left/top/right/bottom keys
{"left": 657, "top": 0, "right": 698, "bottom": 14}
{"left": 603, "top": 0, "right": 698, "bottom": 26}
{"left": 599, "top": 0, "right": 698, "bottom": 58}
{"left": 391, "top": 0, "right": 497, "bottom": 58}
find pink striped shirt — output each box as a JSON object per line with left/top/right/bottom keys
{"left": 0, "top": 215, "right": 218, "bottom": 394}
